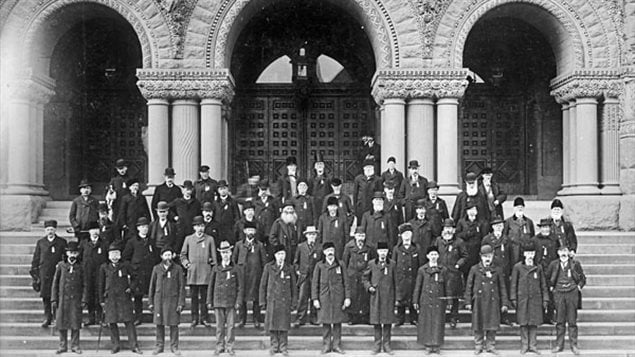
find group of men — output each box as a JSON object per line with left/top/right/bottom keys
{"left": 31, "top": 154, "right": 586, "bottom": 355}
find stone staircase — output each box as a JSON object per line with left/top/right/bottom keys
{"left": 0, "top": 201, "right": 633, "bottom": 356}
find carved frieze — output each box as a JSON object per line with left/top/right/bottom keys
{"left": 136, "top": 69, "right": 235, "bottom": 103}
{"left": 408, "top": 0, "right": 451, "bottom": 58}
{"left": 371, "top": 68, "right": 469, "bottom": 104}
{"left": 154, "top": 0, "right": 198, "bottom": 59}
{"left": 550, "top": 70, "right": 622, "bottom": 102}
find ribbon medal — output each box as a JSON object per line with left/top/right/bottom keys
{"left": 167, "top": 271, "right": 171, "bottom": 279}
{"left": 227, "top": 271, "right": 231, "bottom": 280}
{"left": 98, "top": 248, "right": 102, "bottom": 254}
{"left": 334, "top": 220, "right": 338, "bottom": 228}
{"left": 336, "top": 267, "right": 341, "bottom": 274}
{"left": 486, "top": 271, "right": 492, "bottom": 278}
{"left": 118, "top": 270, "right": 122, "bottom": 278}
{"left": 534, "top": 272, "right": 538, "bottom": 279}
{"left": 51, "top": 247, "right": 55, "bottom": 253}
{"left": 384, "top": 267, "right": 388, "bottom": 275}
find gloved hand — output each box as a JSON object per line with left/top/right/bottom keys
{"left": 176, "top": 306, "right": 183, "bottom": 313}
{"left": 501, "top": 306, "right": 508, "bottom": 313}
{"left": 368, "top": 286, "right": 376, "bottom": 294}
{"left": 313, "top": 300, "right": 321, "bottom": 309}
{"left": 465, "top": 304, "right": 472, "bottom": 311}
{"left": 543, "top": 301, "right": 549, "bottom": 310}
{"left": 343, "top": 298, "right": 351, "bottom": 309}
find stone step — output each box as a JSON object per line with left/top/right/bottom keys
{"left": 586, "top": 275, "right": 635, "bottom": 286}
{"left": 583, "top": 285, "right": 635, "bottom": 298}
{"left": 576, "top": 244, "right": 635, "bottom": 254}
{"left": 44, "top": 201, "right": 73, "bottom": 209}
{"left": 577, "top": 254, "right": 635, "bottom": 264}
{"left": 1, "top": 334, "right": 633, "bottom": 351}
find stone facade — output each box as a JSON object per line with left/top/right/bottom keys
{"left": 0, "top": 0, "right": 633, "bottom": 230}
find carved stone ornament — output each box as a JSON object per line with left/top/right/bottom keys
{"left": 550, "top": 69, "right": 622, "bottom": 103}
{"left": 136, "top": 69, "right": 235, "bottom": 103}
{"left": 4, "top": 73, "right": 56, "bottom": 104}
{"left": 154, "top": 0, "right": 198, "bottom": 59}
{"left": 408, "top": 0, "right": 451, "bottom": 58}
{"left": 371, "top": 68, "right": 470, "bottom": 104}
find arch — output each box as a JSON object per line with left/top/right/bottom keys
{"left": 204, "top": 0, "right": 399, "bottom": 70}
{"left": 12, "top": 0, "right": 159, "bottom": 69}
{"left": 432, "top": 0, "right": 619, "bottom": 73}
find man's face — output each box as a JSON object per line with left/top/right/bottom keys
{"left": 492, "top": 223, "right": 504, "bottom": 235}
{"left": 416, "top": 206, "right": 426, "bottom": 218}
{"left": 80, "top": 186, "right": 92, "bottom": 196}
{"left": 218, "top": 186, "right": 229, "bottom": 196}
{"left": 327, "top": 204, "right": 338, "bottom": 215}
{"left": 138, "top": 224, "right": 149, "bottom": 235}
{"left": 401, "top": 231, "right": 412, "bottom": 245}
{"left": 481, "top": 253, "right": 493, "bottom": 266}
{"left": 89, "top": 228, "right": 100, "bottom": 241}
{"left": 408, "top": 167, "right": 418, "bottom": 176}
{"left": 442, "top": 227, "right": 454, "bottom": 239}
{"left": 514, "top": 205, "right": 525, "bottom": 217}
{"left": 281, "top": 207, "right": 296, "bottom": 224}
{"left": 108, "top": 250, "right": 121, "bottom": 263}
{"left": 67, "top": 251, "right": 79, "bottom": 263}
{"left": 377, "top": 249, "right": 388, "bottom": 260}
{"left": 200, "top": 171, "right": 210, "bottom": 180}
{"left": 99, "top": 211, "right": 108, "bottom": 219}
{"left": 259, "top": 188, "right": 268, "bottom": 198}
{"left": 158, "top": 209, "right": 168, "bottom": 220}
{"left": 523, "top": 250, "right": 535, "bottom": 263}
{"left": 165, "top": 175, "right": 174, "bottom": 185}
{"left": 275, "top": 250, "right": 286, "bottom": 264}
{"left": 482, "top": 173, "right": 493, "bottom": 183}
{"left": 384, "top": 187, "right": 394, "bottom": 198}
{"left": 324, "top": 247, "right": 335, "bottom": 259}
{"left": 45, "top": 227, "right": 56, "bottom": 237}
{"left": 182, "top": 187, "right": 193, "bottom": 197}
{"left": 540, "top": 225, "right": 551, "bottom": 235}
{"left": 387, "top": 161, "right": 395, "bottom": 170}
{"left": 287, "top": 164, "right": 297, "bottom": 174}
{"left": 306, "top": 232, "right": 317, "bottom": 243}
{"left": 161, "top": 251, "right": 173, "bottom": 263}
{"left": 466, "top": 206, "right": 478, "bottom": 218}
{"left": 354, "top": 233, "right": 365, "bottom": 244}
{"left": 194, "top": 224, "right": 205, "bottom": 234}
{"left": 314, "top": 162, "right": 324, "bottom": 172}
{"left": 551, "top": 207, "right": 563, "bottom": 220}
{"left": 372, "top": 198, "right": 384, "bottom": 211}
{"left": 298, "top": 182, "right": 308, "bottom": 195}
{"left": 427, "top": 251, "right": 439, "bottom": 264}
{"left": 129, "top": 183, "right": 140, "bottom": 194}
{"left": 427, "top": 187, "right": 438, "bottom": 199}
{"left": 244, "top": 228, "right": 256, "bottom": 239}
{"left": 332, "top": 185, "right": 341, "bottom": 194}
{"left": 221, "top": 249, "right": 232, "bottom": 261}
{"left": 558, "top": 249, "right": 569, "bottom": 262}
{"left": 243, "top": 208, "right": 254, "bottom": 220}
{"left": 117, "top": 167, "right": 128, "bottom": 175}
{"left": 466, "top": 181, "right": 477, "bottom": 190}
{"left": 363, "top": 166, "right": 374, "bottom": 176}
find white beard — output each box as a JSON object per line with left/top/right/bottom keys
{"left": 281, "top": 212, "right": 297, "bottom": 224}
{"left": 466, "top": 185, "right": 478, "bottom": 196}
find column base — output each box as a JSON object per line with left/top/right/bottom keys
{"left": 438, "top": 185, "right": 461, "bottom": 196}
{"left": 618, "top": 195, "right": 635, "bottom": 231}
{"left": 564, "top": 185, "right": 601, "bottom": 196}
{"left": 0, "top": 194, "right": 49, "bottom": 231}
{"left": 558, "top": 196, "right": 620, "bottom": 230}
{"left": 1, "top": 183, "right": 49, "bottom": 196}
{"left": 600, "top": 184, "right": 622, "bottom": 196}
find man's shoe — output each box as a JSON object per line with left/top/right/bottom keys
{"left": 111, "top": 346, "right": 120, "bottom": 354}
{"left": 571, "top": 346, "right": 580, "bottom": 355}
{"left": 486, "top": 348, "right": 499, "bottom": 355}
{"left": 321, "top": 346, "right": 330, "bottom": 354}
{"left": 282, "top": 350, "right": 289, "bottom": 356}
{"left": 529, "top": 349, "right": 541, "bottom": 355}
{"left": 190, "top": 320, "right": 199, "bottom": 328}
{"left": 238, "top": 321, "right": 245, "bottom": 328}
{"left": 56, "top": 348, "right": 67, "bottom": 354}
{"left": 551, "top": 347, "right": 563, "bottom": 354}
{"left": 474, "top": 348, "right": 483, "bottom": 355}
{"left": 254, "top": 321, "right": 261, "bottom": 329}
{"left": 332, "top": 346, "right": 345, "bottom": 354}
{"left": 384, "top": 347, "right": 395, "bottom": 355}
{"left": 152, "top": 348, "right": 163, "bottom": 355}
{"left": 171, "top": 347, "right": 182, "bottom": 356}
{"left": 394, "top": 320, "right": 404, "bottom": 327}
{"left": 370, "top": 347, "right": 381, "bottom": 355}
{"left": 131, "top": 347, "right": 143, "bottom": 354}
{"left": 200, "top": 319, "right": 210, "bottom": 327}
{"left": 134, "top": 319, "right": 142, "bottom": 326}
{"left": 41, "top": 319, "right": 51, "bottom": 328}
{"left": 226, "top": 348, "right": 236, "bottom": 356}
{"left": 71, "top": 347, "right": 82, "bottom": 354}
{"left": 410, "top": 320, "right": 417, "bottom": 325}
{"left": 269, "top": 348, "right": 276, "bottom": 356}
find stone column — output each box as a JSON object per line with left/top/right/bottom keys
{"left": 436, "top": 98, "right": 461, "bottom": 195}
{"left": 172, "top": 99, "right": 200, "bottom": 182}
{"left": 145, "top": 98, "right": 170, "bottom": 194}
{"left": 381, "top": 98, "right": 406, "bottom": 172}
{"left": 571, "top": 97, "right": 601, "bottom": 194}
{"left": 407, "top": 98, "right": 435, "bottom": 179}
{"left": 568, "top": 101, "right": 578, "bottom": 192}
{"left": 600, "top": 96, "right": 622, "bottom": 195}
{"left": 558, "top": 102, "right": 570, "bottom": 194}
{"left": 201, "top": 99, "right": 223, "bottom": 179}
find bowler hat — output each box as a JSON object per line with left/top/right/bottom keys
{"left": 465, "top": 172, "right": 478, "bottom": 183}
{"left": 303, "top": 226, "right": 319, "bottom": 235}
{"left": 415, "top": 199, "right": 426, "bottom": 208}
{"left": 490, "top": 216, "right": 504, "bottom": 226}
{"left": 273, "top": 244, "right": 286, "bottom": 254}
{"left": 87, "top": 221, "right": 100, "bottom": 230}
{"left": 217, "top": 180, "right": 228, "bottom": 188}
{"left": 377, "top": 242, "right": 389, "bottom": 250}
{"left": 513, "top": 197, "right": 525, "bottom": 207}
{"left": 160, "top": 246, "right": 174, "bottom": 255}
{"left": 217, "top": 241, "right": 233, "bottom": 252}
{"left": 442, "top": 218, "right": 455, "bottom": 228}
{"left": 241, "top": 201, "right": 255, "bottom": 211}
{"left": 363, "top": 159, "right": 375, "bottom": 167}
{"left": 182, "top": 180, "right": 194, "bottom": 190}
{"left": 466, "top": 200, "right": 479, "bottom": 210}
{"left": 156, "top": 201, "right": 169, "bottom": 211}
{"left": 78, "top": 179, "right": 91, "bottom": 188}
{"left": 372, "top": 191, "right": 384, "bottom": 200}
{"left": 286, "top": 156, "right": 297, "bottom": 166}
{"left": 164, "top": 168, "right": 176, "bottom": 177}
{"left": 202, "top": 201, "right": 214, "bottom": 211}
{"left": 538, "top": 218, "right": 551, "bottom": 226}
{"left": 115, "top": 159, "right": 127, "bottom": 169}
{"left": 108, "top": 242, "right": 122, "bottom": 252}
{"left": 551, "top": 199, "right": 564, "bottom": 209}
{"left": 136, "top": 217, "right": 149, "bottom": 226}
{"left": 326, "top": 196, "right": 339, "bottom": 206}
{"left": 427, "top": 180, "right": 439, "bottom": 189}
{"left": 126, "top": 178, "right": 140, "bottom": 187}
{"left": 481, "top": 167, "right": 493, "bottom": 175}
{"left": 282, "top": 201, "right": 295, "bottom": 210}
{"left": 44, "top": 220, "right": 58, "bottom": 228}
{"left": 426, "top": 246, "right": 439, "bottom": 254}
{"left": 199, "top": 165, "right": 210, "bottom": 172}
{"left": 66, "top": 241, "right": 80, "bottom": 252}
{"left": 398, "top": 223, "right": 413, "bottom": 234}
{"left": 383, "top": 181, "right": 396, "bottom": 190}
{"left": 331, "top": 178, "right": 342, "bottom": 186}
{"left": 387, "top": 156, "right": 396, "bottom": 163}
{"left": 480, "top": 245, "right": 493, "bottom": 255}
{"left": 243, "top": 221, "right": 257, "bottom": 230}
{"left": 192, "top": 216, "right": 205, "bottom": 226}
{"left": 408, "top": 160, "right": 420, "bottom": 169}
{"left": 354, "top": 227, "right": 365, "bottom": 235}
{"left": 521, "top": 242, "right": 535, "bottom": 252}
{"left": 258, "top": 179, "right": 270, "bottom": 190}
{"left": 322, "top": 242, "right": 335, "bottom": 251}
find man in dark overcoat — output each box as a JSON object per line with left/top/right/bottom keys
{"left": 546, "top": 245, "right": 586, "bottom": 355}
{"left": 341, "top": 228, "right": 375, "bottom": 324}
{"left": 353, "top": 159, "right": 383, "bottom": 221}
{"left": 254, "top": 180, "right": 281, "bottom": 248}
{"left": 69, "top": 179, "right": 99, "bottom": 241}
{"left": 150, "top": 167, "right": 182, "bottom": 221}
{"left": 170, "top": 180, "right": 201, "bottom": 254}
{"left": 290, "top": 179, "right": 316, "bottom": 235}
{"left": 116, "top": 178, "right": 151, "bottom": 241}
{"left": 308, "top": 153, "right": 333, "bottom": 221}
{"left": 478, "top": 167, "right": 507, "bottom": 221}
{"left": 360, "top": 192, "right": 397, "bottom": 250}
{"left": 233, "top": 221, "right": 267, "bottom": 328}
{"left": 423, "top": 181, "right": 449, "bottom": 237}
{"left": 434, "top": 218, "right": 468, "bottom": 328}
{"left": 548, "top": 199, "right": 578, "bottom": 255}
{"left": 51, "top": 241, "right": 87, "bottom": 354}
{"left": 510, "top": 243, "right": 549, "bottom": 354}
{"left": 363, "top": 242, "right": 397, "bottom": 355}
{"left": 79, "top": 221, "right": 109, "bottom": 326}
{"left": 259, "top": 244, "right": 297, "bottom": 356}
{"left": 269, "top": 202, "right": 299, "bottom": 263}
{"left": 233, "top": 202, "right": 265, "bottom": 251}
{"left": 122, "top": 217, "right": 160, "bottom": 325}
{"left": 456, "top": 202, "right": 490, "bottom": 280}
{"left": 148, "top": 247, "right": 186, "bottom": 356}
{"left": 277, "top": 156, "right": 300, "bottom": 203}
{"left": 98, "top": 203, "right": 117, "bottom": 244}
{"left": 383, "top": 181, "right": 404, "bottom": 242}
{"left": 503, "top": 197, "right": 535, "bottom": 266}
{"left": 207, "top": 241, "right": 243, "bottom": 355}
{"left": 532, "top": 218, "right": 560, "bottom": 324}
{"left": 464, "top": 245, "right": 511, "bottom": 355}
{"left": 148, "top": 201, "right": 176, "bottom": 252}
{"left": 311, "top": 242, "right": 351, "bottom": 354}
{"left": 409, "top": 199, "right": 434, "bottom": 261}
{"left": 31, "top": 219, "right": 67, "bottom": 327}
{"left": 392, "top": 223, "right": 423, "bottom": 326}
{"left": 321, "top": 178, "right": 354, "bottom": 227}
{"left": 451, "top": 172, "right": 488, "bottom": 223}
{"left": 398, "top": 160, "right": 428, "bottom": 221}
{"left": 381, "top": 156, "right": 404, "bottom": 192}
{"left": 214, "top": 180, "right": 241, "bottom": 245}
{"left": 293, "top": 226, "right": 322, "bottom": 327}
{"left": 317, "top": 196, "right": 350, "bottom": 260}
{"left": 108, "top": 158, "right": 131, "bottom": 221}
{"left": 194, "top": 165, "right": 218, "bottom": 205}
{"left": 98, "top": 242, "right": 142, "bottom": 354}
{"left": 412, "top": 246, "right": 448, "bottom": 354}
{"left": 481, "top": 216, "right": 513, "bottom": 325}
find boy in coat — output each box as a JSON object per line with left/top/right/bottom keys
{"left": 503, "top": 197, "right": 535, "bottom": 266}
{"left": 312, "top": 242, "right": 351, "bottom": 354}
{"left": 318, "top": 196, "right": 350, "bottom": 260}
{"left": 148, "top": 246, "right": 186, "bottom": 356}
{"left": 69, "top": 179, "right": 99, "bottom": 241}
{"left": 547, "top": 245, "right": 586, "bottom": 355}
{"left": 413, "top": 246, "right": 448, "bottom": 354}
{"left": 233, "top": 221, "right": 267, "bottom": 328}
{"left": 31, "top": 220, "right": 67, "bottom": 327}
{"left": 392, "top": 223, "right": 423, "bottom": 326}
{"left": 79, "top": 221, "right": 109, "bottom": 326}
{"left": 207, "top": 241, "right": 243, "bottom": 355}
{"left": 51, "top": 241, "right": 87, "bottom": 354}
{"left": 260, "top": 244, "right": 297, "bottom": 356}
{"left": 180, "top": 215, "right": 217, "bottom": 327}
{"left": 341, "top": 227, "right": 375, "bottom": 324}
{"left": 363, "top": 242, "right": 397, "bottom": 355}
{"left": 465, "top": 245, "right": 511, "bottom": 355}
{"left": 98, "top": 243, "right": 142, "bottom": 354}
{"left": 510, "top": 243, "right": 549, "bottom": 354}
{"left": 293, "top": 226, "right": 322, "bottom": 327}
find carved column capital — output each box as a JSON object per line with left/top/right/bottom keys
{"left": 371, "top": 68, "right": 469, "bottom": 105}
{"left": 136, "top": 68, "right": 235, "bottom": 103}
{"left": 4, "top": 73, "right": 56, "bottom": 104}
{"left": 550, "top": 69, "right": 622, "bottom": 101}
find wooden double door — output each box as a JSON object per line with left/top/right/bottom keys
{"left": 231, "top": 87, "right": 375, "bottom": 184}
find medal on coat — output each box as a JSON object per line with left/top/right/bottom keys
{"left": 534, "top": 272, "right": 538, "bottom": 279}
{"left": 501, "top": 245, "right": 504, "bottom": 252}
{"left": 149, "top": 246, "right": 153, "bottom": 253}
{"left": 435, "top": 273, "right": 438, "bottom": 281}
{"left": 98, "top": 248, "right": 102, "bottom": 254}
{"left": 381, "top": 222, "right": 385, "bottom": 230}
{"left": 70, "top": 266, "right": 73, "bottom": 274}
{"left": 567, "top": 269, "right": 571, "bottom": 278}
{"left": 313, "top": 253, "right": 317, "bottom": 259}
{"left": 303, "top": 202, "right": 307, "bottom": 209}
{"left": 384, "top": 267, "right": 388, "bottom": 275}
{"left": 476, "top": 226, "right": 480, "bottom": 233}
{"left": 123, "top": 182, "right": 127, "bottom": 189}
{"left": 118, "top": 270, "right": 122, "bottom": 278}
{"left": 167, "top": 272, "right": 171, "bottom": 278}
{"left": 205, "top": 185, "right": 210, "bottom": 191}
{"left": 227, "top": 271, "right": 231, "bottom": 280}
{"left": 202, "top": 242, "right": 205, "bottom": 248}
{"left": 334, "top": 220, "right": 338, "bottom": 228}
{"left": 543, "top": 247, "right": 547, "bottom": 256}
{"left": 486, "top": 271, "right": 492, "bottom": 278}
{"left": 51, "top": 246, "right": 55, "bottom": 253}
{"left": 561, "top": 226, "right": 565, "bottom": 233}
{"left": 336, "top": 267, "right": 341, "bottom": 274}
{"left": 523, "top": 226, "right": 528, "bottom": 234}
{"left": 224, "top": 204, "right": 228, "bottom": 210}
{"left": 280, "top": 270, "right": 284, "bottom": 279}
{"left": 364, "top": 253, "right": 368, "bottom": 261}
{"left": 251, "top": 246, "right": 254, "bottom": 253}
{"left": 449, "top": 245, "right": 452, "bottom": 252}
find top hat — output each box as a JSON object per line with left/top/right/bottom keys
{"left": 217, "top": 180, "right": 229, "bottom": 188}
{"left": 164, "top": 168, "right": 176, "bottom": 177}
{"left": 465, "top": 172, "right": 478, "bottom": 183}
{"left": 408, "top": 160, "right": 420, "bottom": 169}
{"left": 115, "top": 159, "right": 127, "bottom": 169}
{"left": 377, "top": 242, "right": 389, "bottom": 250}
{"left": 78, "top": 179, "right": 91, "bottom": 188}
{"left": 513, "top": 197, "right": 525, "bottom": 207}
{"left": 66, "top": 241, "right": 80, "bottom": 252}
{"left": 199, "top": 165, "right": 210, "bottom": 172}
{"left": 427, "top": 180, "right": 439, "bottom": 189}
{"left": 314, "top": 152, "right": 325, "bottom": 163}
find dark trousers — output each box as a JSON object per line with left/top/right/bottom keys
{"left": 554, "top": 289, "right": 579, "bottom": 349}
{"left": 156, "top": 325, "right": 179, "bottom": 351}
{"left": 59, "top": 329, "right": 79, "bottom": 350}
{"left": 397, "top": 304, "right": 417, "bottom": 323}
{"left": 109, "top": 322, "right": 139, "bottom": 349}
{"left": 190, "top": 285, "right": 209, "bottom": 322}
{"left": 86, "top": 290, "right": 102, "bottom": 323}
{"left": 133, "top": 295, "right": 143, "bottom": 321}
{"left": 240, "top": 301, "right": 261, "bottom": 324}
{"left": 448, "top": 298, "right": 459, "bottom": 321}
{"left": 373, "top": 324, "right": 392, "bottom": 352}
{"left": 520, "top": 325, "right": 538, "bottom": 352}
{"left": 42, "top": 297, "right": 52, "bottom": 322}
{"left": 322, "top": 323, "right": 342, "bottom": 350}
{"left": 215, "top": 307, "right": 236, "bottom": 351}
{"left": 270, "top": 330, "right": 289, "bottom": 353}
{"left": 474, "top": 330, "right": 496, "bottom": 351}
{"left": 296, "top": 277, "right": 316, "bottom": 323}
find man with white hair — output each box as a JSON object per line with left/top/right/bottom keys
{"left": 451, "top": 172, "right": 488, "bottom": 223}
{"left": 269, "top": 202, "right": 299, "bottom": 263}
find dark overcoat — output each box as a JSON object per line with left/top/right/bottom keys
{"left": 214, "top": 196, "right": 241, "bottom": 244}
{"left": 122, "top": 236, "right": 160, "bottom": 296}
{"left": 193, "top": 178, "right": 218, "bottom": 205}
{"left": 464, "top": 263, "right": 510, "bottom": 331}
{"left": 255, "top": 196, "right": 281, "bottom": 240}
{"left": 234, "top": 218, "right": 265, "bottom": 246}
{"left": 259, "top": 261, "right": 297, "bottom": 331}
{"left": 510, "top": 262, "right": 548, "bottom": 326}
{"left": 69, "top": 195, "right": 99, "bottom": 232}
{"left": 309, "top": 174, "right": 333, "bottom": 219}
{"left": 548, "top": 218, "right": 578, "bottom": 253}
{"left": 391, "top": 244, "right": 423, "bottom": 303}
{"left": 363, "top": 259, "right": 397, "bottom": 324}
{"left": 294, "top": 241, "right": 322, "bottom": 282}
{"left": 269, "top": 219, "right": 299, "bottom": 263}
{"left": 321, "top": 193, "right": 354, "bottom": 226}
{"left": 360, "top": 210, "right": 396, "bottom": 249}
{"left": 312, "top": 259, "right": 350, "bottom": 324}
{"left": 233, "top": 238, "right": 267, "bottom": 301}
{"left": 79, "top": 238, "right": 109, "bottom": 304}
{"left": 424, "top": 197, "right": 449, "bottom": 237}
{"left": 31, "top": 235, "right": 67, "bottom": 298}
{"left": 481, "top": 233, "right": 512, "bottom": 282}
{"left": 341, "top": 240, "right": 375, "bottom": 316}
{"left": 381, "top": 169, "right": 404, "bottom": 192}
{"left": 98, "top": 261, "right": 135, "bottom": 323}
{"left": 546, "top": 259, "right": 586, "bottom": 309}
{"left": 117, "top": 193, "right": 151, "bottom": 238}
{"left": 456, "top": 217, "right": 489, "bottom": 274}
{"left": 413, "top": 264, "right": 448, "bottom": 346}
{"left": 148, "top": 262, "right": 186, "bottom": 326}
{"left": 477, "top": 181, "right": 507, "bottom": 221}
{"left": 352, "top": 174, "right": 382, "bottom": 220}
{"left": 531, "top": 233, "right": 559, "bottom": 272}
{"left": 148, "top": 219, "right": 176, "bottom": 251}
{"left": 52, "top": 262, "right": 87, "bottom": 330}
{"left": 317, "top": 213, "right": 349, "bottom": 260}
{"left": 180, "top": 233, "right": 216, "bottom": 285}
{"left": 171, "top": 197, "right": 201, "bottom": 250}
{"left": 409, "top": 217, "right": 433, "bottom": 260}
{"left": 451, "top": 191, "right": 488, "bottom": 223}
{"left": 434, "top": 236, "right": 468, "bottom": 297}
{"left": 151, "top": 183, "right": 182, "bottom": 220}
{"left": 207, "top": 262, "right": 243, "bottom": 308}
{"left": 290, "top": 194, "right": 316, "bottom": 233}
{"left": 398, "top": 175, "right": 428, "bottom": 220}
{"left": 384, "top": 198, "right": 404, "bottom": 240}
{"left": 503, "top": 215, "right": 536, "bottom": 265}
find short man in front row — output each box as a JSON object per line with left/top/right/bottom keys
{"left": 233, "top": 221, "right": 267, "bottom": 328}
{"left": 98, "top": 243, "right": 142, "bottom": 354}
{"left": 260, "top": 244, "right": 297, "bottom": 356}
{"left": 312, "top": 242, "right": 350, "bottom": 354}
{"left": 465, "top": 245, "right": 510, "bottom": 355}
{"left": 363, "top": 242, "right": 397, "bottom": 355}
{"left": 547, "top": 245, "right": 586, "bottom": 355}
{"left": 392, "top": 223, "right": 422, "bottom": 326}
{"left": 148, "top": 247, "right": 186, "bottom": 356}
{"left": 51, "top": 241, "right": 86, "bottom": 354}
{"left": 435, "top": 218, "right": 467, "bottom": 328}
{"left": 79, "top": 221, "right": 109, "bottom": 326}
{"left": 207, "top": 241, "right": 243, "bottom": 356}
{"left": 293, "top": 226, "right": 322, "bottom": 327}
{"left": 341, "top": 228, "right": 375, "bottom": 324}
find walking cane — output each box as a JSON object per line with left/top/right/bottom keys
{"left": 50, "top": 304, "right": 56, "bottom": 336}
{"left": 97, "top": 310, "right": 105, "bottom": 353}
